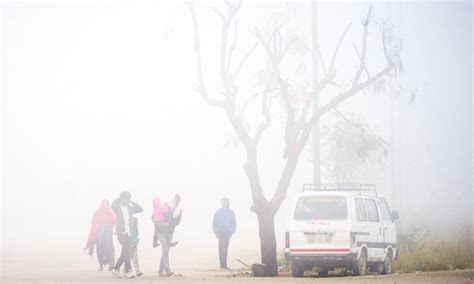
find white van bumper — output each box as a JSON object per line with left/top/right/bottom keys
{"left": 285, "top": 248, "right": 357, "bottom": 266}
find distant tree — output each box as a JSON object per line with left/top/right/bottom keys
{"left": 187, "top": 1, "right": 402, "bottom": 276}
{"left": 320, "top": 110, "right": 389, "bottom": 184}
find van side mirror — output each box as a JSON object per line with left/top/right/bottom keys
{"left": 391, "top": 210, "right": 399, "bottom": 222}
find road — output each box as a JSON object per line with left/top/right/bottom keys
{"left": 2, "top": 268, "right": 473, "bottom": 283}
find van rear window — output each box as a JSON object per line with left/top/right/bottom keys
{"left": 294, "top": 196, "right": 347, "bottom": 220}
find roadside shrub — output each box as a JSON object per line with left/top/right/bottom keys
{"left": 394, "top": 227, "right": 473, "bottom": 273}
{"left": 277, "top": 249, "right": 289, "bottom": 271}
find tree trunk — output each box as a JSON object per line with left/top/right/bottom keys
{"left": 257, "top": 210, "right": 278, "bottom": 276}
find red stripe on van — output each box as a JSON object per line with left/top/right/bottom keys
{"left": 290, "top": 248, "right": 350, "bottom": 253}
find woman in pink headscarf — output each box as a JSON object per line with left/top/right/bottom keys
{"left": 85, "top": 199, "right": 116, "bottom": 271}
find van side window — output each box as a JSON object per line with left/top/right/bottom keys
{"left": 365, "top": 199, "right": 380, "bottom": 222}
{"left": 354, "top": 198, "right": 367, "bottom": 222}
{"left": 379, "top": 199, "right": 392, "bottom": 221}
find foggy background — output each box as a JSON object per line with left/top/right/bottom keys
{"left": 1, "top": 0, "right": 472, "bottom": 275}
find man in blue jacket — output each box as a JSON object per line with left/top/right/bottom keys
{"left": 213, "top": 197, "right": 236, "bottom": 270}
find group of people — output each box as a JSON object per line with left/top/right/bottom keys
{"left": 85, "top": 191, "right": 236, "bottom": 279}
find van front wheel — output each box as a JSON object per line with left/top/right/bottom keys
{"left": 291, "top": 260, "right": 305, "bottom": 278}
{"left": 318, "top": 269, "right": 329, "bottom": 277}
{"left": 353, "top": 250, "right": 367, "bottom": 276}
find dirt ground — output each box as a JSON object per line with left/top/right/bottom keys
{"left": 2, "top": 268, "right": 473, "bottom": 283}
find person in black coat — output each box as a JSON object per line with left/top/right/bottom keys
{"left": 110, "top": 191, "right": 143, "bottom": 279}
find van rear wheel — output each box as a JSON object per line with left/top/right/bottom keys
{"left": 291, "top": 260, "right": 305, "bottom": 278}
{"left": 353, "top": 250, "right": 367, "bottom": 276}
{"left": 383, "top": 251, "right": 393, "bottom": 274}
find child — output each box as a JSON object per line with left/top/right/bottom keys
{"left": 129, "top": 217, "right": 143, "bottom": 277}
{"left": 152, "top": 197, "right": 174, "bottom": 277}
{"left": 152, "top": 197, "right": 169, "bottom": 248}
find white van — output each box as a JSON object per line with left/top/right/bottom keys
{"left": 285, "top": 184, "right": 399, "bottom": 277}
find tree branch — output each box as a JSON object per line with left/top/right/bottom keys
{"left": 232, "top": 42, "right": 258, "bottom": 80}
{"left": 270, "top": 155, "right": 298, "bottom": 213}
{"left": 329, "top": 23, "right": 352, "bottom": 74}
{"left": 271, "top": 63, "right": 394, "bottom": 212}
{"left": 253, "top": 27, "right": 302, "bottom": 164}
{"left": 187, "top": 2, "right": 225, "bottom": 108}
{"left": 297, "top": 22, "right": 353, "bottom": 128}
{"left": 252, "top": 28, "right": 294, "bottom": 120}
{"left": 226, "top": 19, "right": 238, "bottom": 73}
{"left": 212, "top": 7, "right": 225, "bottom": 23}
{"left": 239, "top": 88, "right": 277, "bottom": 118}
{"left": 332, "top": 108, "right": 365, "bottom": 133}
{"left": 299, "top": 62, "right": 395, "bottom": 151}
{"left": 353, "top": 6, "right": 372, "bottom": 85}
{"left": 297, "top": 75, "right": 333, "bottom": 127}
{"left": 352, "top": 42, "right": 371, "bottom": 79}
{"left": 254, "top": 93, "right": 271, "bottom": 143}
{"left": 316, "top": 42, "right": 328, "bottom": 76}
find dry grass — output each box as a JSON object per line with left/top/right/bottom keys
{"left": 394, "top": 227, "right": 473, "bottom": 273}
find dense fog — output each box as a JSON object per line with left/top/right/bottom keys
{"left": 1, "top": 0, "right": 472, "bottom": 277}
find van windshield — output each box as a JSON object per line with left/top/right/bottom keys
{"left": 294, "top": 196, "right": 347, "bottom": 220}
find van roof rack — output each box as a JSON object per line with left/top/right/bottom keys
{"left": 302, "top": 183, "right": 377, "bottom": 196}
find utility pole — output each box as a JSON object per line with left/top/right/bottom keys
{"left": 388, "top": 0, "right": 398, "bottom": 211}
{"left": 387, "top": 1, "right": 402, "bottom": 217}
{"left": 311, "top": 0, "right": 321, "bottom": 185}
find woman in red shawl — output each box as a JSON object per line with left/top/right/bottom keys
{"left": 85, "top": 199, "right": 116, "bottom": 271}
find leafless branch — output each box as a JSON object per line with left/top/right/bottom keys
{"left": 296, "top": 22, "right": 354, "bottom": 127}
{"left": 232, "top": 42, "right": 258, "bottom": 80}
{"left": 254, "top": 93, "right": 272, "bottom": 143}
{"left": 381, "top": 29, "right": 392, "bottom": 65}
{"left": 239, "top": 88, "right": 277, "bottom": 118}
{"left": 352, "top": 42, "right": 371, "bottom": 79}
{"left": 226, "top": 20, "right": 238, "bottom": 73}
{"left": 316, "top": 43, "right": 328, "bottom": 76}
{"left": 252, "top": 28, "right": 294, "bottom": 120}
{"left": 332, "top": 108, "right": 365, "bottom": 133}
{"left": 329, "top": 23, "right": 352, "bottom": 74}
{"left": 212, "top": 8, "right": 225, "bottom": 23}
{"left": 353, "top": 6, "right": 372, "bottom": 85}
{"left": 299, "top": 62, "right": 395, "bottom": 151}
{"left": 187, "top": 2, "right": 225, "bottom": 108}
{"left": 297, "top": 75, "right": 334, "bottom": 127}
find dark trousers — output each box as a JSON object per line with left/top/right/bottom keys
{"left": 157, "top": 233, "right": 171, "bottom": 273}
{"left": 114, "top": 234, "right": 131, "bottom": 272}
{"left": 218, "top": 235, "right": 231, "bottom": 268}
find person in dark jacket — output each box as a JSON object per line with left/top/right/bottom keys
{"left": 110, "top": 191, "right": 143, "bottom": 279}
{"left": 212, "top": 197, "right": 236, "bottom": 270}
{"left": 126, "top": 217, "right": 143, "bottom": 277}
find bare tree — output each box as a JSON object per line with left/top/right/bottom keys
{"left": 187, "top": 1, "right": 401, "bottom": 276}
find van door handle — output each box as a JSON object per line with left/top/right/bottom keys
{"left": 379, "top": 227, "right": 382, "bottom": 235}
